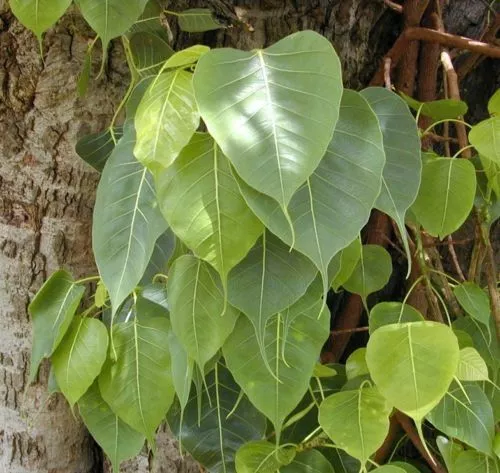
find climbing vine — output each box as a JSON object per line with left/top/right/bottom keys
{"left": 11, "top": 1, "right": 500, "bottom": 473}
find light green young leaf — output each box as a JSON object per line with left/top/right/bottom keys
{"left": 93, "top": 125, "right": 168, "bottom": 314}
{"left": 224, "top": 280, "right": 329, "bottom": 438}
{"left": 194, "top": 30, "right": 343, "bottom": 217}
{"left": 167, "top": 364, "right": 267, "bottom": 473}
{"left": 166, "top": 331, "right": 193, "bottom": 410}
{"left": 480, "top": 154, "right": 500, "bottom": 199}
{"left": 235, "top": 441, "right": 296, "bottom": 473}
{"left": 236, "top": 90, "right": 384, "bottom": 293}
{"left": 366, "top": 322, "right": 459, "bottom": 422}
{"left": 427, "top": 381, "right": 494, "bottom": 454}
{"left": 494, "top": 432, "right": 500, "bottom": 459}
{"left": 98, "top": 315, "right": 174, "bottom": 444}
{"left": 29, "top": 270, "right": 85, "bottom": 381}
{"left": 52, "top": 317, "right": 108, "bottom": 406}
{"left": 387, "top": 462, "right": 420, "bottom": 473}
{"left": 436, "top": 436, "right": 463, "bottom": 472}
{"left": 489, "top": 89, "right": 500, "bottom": 116}
{"left": 369, "top": 302, "right": 424, "bottom": 334}
{"left": 453, "top": 282, "right": 491, "bottom": 328}
{"left": 456, "top": 347, "right": 489, "bottom": 381}
{"left": 94, "top": 281, "right": 107, "bottom": 308}
{"left": 329, "top": 238, "right": 362, "bottom": 290}
{"left": 343, "top": 245, "right": 392, "bottom": 304}
{"left": 411, "top": 157, "right": 476, "bottom": 238}
{"left": 370, "top": 467, "right": 406, "bottom": 473}
{"left": 134, "top": 70, "right": 199, "bottom": 172}
{"left": 78, "top": 382, "right": 145, "bottom": 473}
{"left": 10, "top": 0, "right": 72, "bottom": 40}
{"left": 281, "top": 450, "right": 334, "bottom": 473}
{"left": 167, "top": 255, "right": 240, "bottom": 373}
{"left": 452, "top": 450, "right": 499, "bottom": 473}
{"left": 226, "top": 232, "right": 317, "bottom": 359}
{"left": 361, "top": 87, "right": 421, "bottom": 266}
{"left": 162, "top": 45, "right": 210, "bottom": 70}
{"left": 75, "top": 127, "right": 123, "bottom": 173}
{"left": 176, "top": 8, "right": 224, "bottom": 32}
{"left": 345, "top": 348, "right": 369, "bottom": 381}
{"left": 77, "top": 0, "right": 149, "bottom": 56}
{"left": 319, "top": 386, "right": 391, "bottom": 466}
{"left": 129, "top": 31, "right": 174, "bottom": 77}
{"left": 156, "top": 133, "right": 263, "bottom": 286}
{"left": 469, "top": 116, "right": 500, "bottom": 165}
{"left": 400, "top": 92, "right": 468, "bottom": 120}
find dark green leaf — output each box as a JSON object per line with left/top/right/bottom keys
{"left": 281, "top": 450, "right": 334, "bottom": 473}
{"left": 129, "top": 31, "right": 174, "bottom": 77}
{"left": 453, "top": 282, "right": 491, "bottom": 328}
{"left": 167, "top": 331, "right": 193, "bottom": 410}
{"left": 140, "top": 228, "right": 175, "bottom": 284}
{"left": 176, "top": 8, "right": 224, "bottom": 32}
{"left": 329, "top": 238, "right": 362, "bottom": 291}
{"left": 400, "top": 92, "right": 468, "bottom": 120}
{"left": 436, "top": 436, "right": 463, "bottom": 472}
{"left": 75, "top": 127, "right": 123, "bottom": 172}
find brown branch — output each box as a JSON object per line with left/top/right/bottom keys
{"left": 384, "top": 0, "right": 403, "bottom": 13}
{"left": 374, "top": 415, "right": 402, "bottom": 464}
{"left": 330, "top": 326, "right": 369, "bottom": 336}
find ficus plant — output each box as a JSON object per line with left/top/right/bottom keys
{"left": 13, "top": 1, "right": 500, "bottom": 473}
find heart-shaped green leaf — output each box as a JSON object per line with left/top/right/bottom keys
{"left": 400, "top": 92, "right": 468, "bottom": 120}
{"left": 453, "top": 282, "right": 491, "bottom": 328}
{"left": 369, "top": 302, "right": 424, "bottom": 334}
{"left": 456, "top": 347, "right": 489, "bottom": 381}
{"left": 236, "top": 441, "right": 296, "bottom": 473}
{"left": 470, "top": 116, "right": 500, "bottom": 165}
{"left": 280, "top": 450, "right": 335, "bottom": 473}
{"left": 129, "top": 31, "right": 174, "bottom": 77}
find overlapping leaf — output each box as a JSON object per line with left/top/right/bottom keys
{"left": 281, "top": 451, "right": 335, "bottom": 473}
{"left": 237, "top": 90, "right": 384, "bottom": 292}
{"left": 369, "top": 302, "right": 424, "bottom": 334}
{"left": 194, "top": 30, "right": 343, "bottom": 216}
{"left": 329, "top": 238, "right": 362, "bottom": 290}
{"left": 400, "top": 92, "right": 468, "bottom": 120}
{"left": 167, "top": 331, "right": 193, "bottom": 410}
{"left": 156, "top": 133, "right": 263, "bottom": 285}
{"left": 140, "top": 228, "right": 175, "bottom": 284}
{"left": 176, "top": 8, "right": 224, "bottom": 32}
{"left": 453, "top": 282, "right": 491, "bottom": 328}
{"left": 93, "top": 125, "right": 167, "bottom": 314}
{"left": 168, "top": 255, "right": 240, "bottom": 372}
{"left": 470, "top": 117, "right": 500, "bottom": 165}
{"left": 236, "top": 441, "right": 296, "bottom": 473}
{"left": 75, "top": 127, "right": 123, "bottom": 172}
{"left": 161, "top": 45, "right": 210, "bottom": 70}
{"left": 452, "top": 450, "right": 499, "bottom": 473}
{"left": 456, "top": 347, "right": 489, "bottom": 381}
{"left": 129, "top": 31, "right": 174, "bottom": 77}
{"left": 134, "top": 70, "right": 199, "bottom": 172}
{"left": 98, "top": 315, "right": 174, "bottom": 444}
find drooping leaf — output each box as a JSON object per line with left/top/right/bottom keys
{"left": 140, "top": 228, "right": 175, "bottom": 284}
{"left": 361, "top": 87, "right": 422, "bottom": 265}
{"left": 224, "top": 280, "right": 329, "bottom": 438}
{"left": 436, "top": 436, "right": 463, "bottom": 472}
{"left": 484, "top": 366, "right": 500, "bottom": 422}
{"left": 226, "top": 231, "right": 317, "bottom": 357}
{"left": 237, "top": 90, "right": 384, "bottom": 292}
{"left": 411, "top": 157, "right": 476, "bottom": 238}
{"left": 137, "top": 284, "right": 169, "bottom": 313}
{"left": 167, "top": 331, "right": 193, "bottom": 410}
{"left": 236, "top": 441, "right": 296, "bottom": 473}
{"left": 51, "top": 317, "right": 108, "bottom": 406}
{"left": 343, "top": 245, "right": 392, "bottom": 305}
{"left": 456, "top": 347, "right": 489, "bottom": 381}
{"left": 134, "top": 70, "right": 199, "bottom": 172}
{"left": 29, "top": 270, "right": 85, "bottom": 381}
{"left": 400, "top": 92, "right": 468, "bottom": 120}
{"left": 78, "top": 382, "right": 145, "bottom": 472}
{"left": 10, "top": 0, "right": 72, "bottom": 39}
{"left": 427, "top": 381, "right": 494, "bottom": 454}
{"left": 167, "top": 255, "right": 239, "bottom": 373}
{"left": 453, "top": 282, "right": 491, "bottom": 328}
{"left": 93, "top": 125, "right": 168, "bottom": 314}
{"left": 162, "top": 45, "right": 210, "bottom": 70}
{"left": 470, "top": 116, "right": 500, "bottom": 165}
{"left": 175, "top": 8, "right": 224, "bottom": 32}
{"left": 98, "top": 315, "right": 174, "bottom": 444}
{"left": 281, "top": 450, "right": 334, "bottom": 473}
{"left": 489, "top": 89, "right": 500, "bottom": 116}
{"left": 77, "top": 0, "right": 149, "bottom": 55}
{"left": 366, "top": 322, "right": 459, "bottom": 422}
{"left": 129, "top": 31, "right": 174, "bottom": 77}
{"left": 452, "top": 450, "right": 499, "bottom": 473}
{"left": 167, "top": 364, "right": 267, "bottom": 473}
{"left": 345, "top": 348, "right": 369, "bottom": 381}
{"left": 126, "top": 76, "right": 154, "bottom": 118}
{"left": 194, "top": 30, "right": 343, "bottom": 217}
{"left": 75, "top": 127, "right": 123, "bottom": 172}
{"left": 156, "top": 133, "right": 263, "bottom": 286}
{"left": 329, "top": 238, "right": 362, "bottom": 290}
{"left": 369, "top": 302, "right": 424, "bottom": 334}
{"left": 319, "top": 386, "right": 391, "bottom": 466}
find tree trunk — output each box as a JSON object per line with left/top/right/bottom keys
{"left": 0, "top": 1, "right": 495, "bottom": 472}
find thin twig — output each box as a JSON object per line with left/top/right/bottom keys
{"left": 384, "top": 57, "right": 393, "bottom": 89}
{"left": 447, "top": 236, "right": 466, "bottom": 281}
{"left": 384, "top": 0, "right": 403, "bottom": 13}
{"left": 330, "top": 327, "right": 369, "bottom": 336}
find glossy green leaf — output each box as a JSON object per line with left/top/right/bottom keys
{"left": 29, "top": 270, "right": 85, "bottom": 381}
{"left": 167, "top": 364, "right": 267, "bottom": 473}
{"left": 411, "top": 157, "right": 476, "bottom": 238}
{"left": 427, "top": 381, "right": 494, "bottom": 454}
{"left": 194, "top": 30, "right": 343, "bottom": 216}
{"left": 345, "top": 348, "right": 369, "bottom": 381}
{"left": 98, "top": 315, "right": 174, "bottom": 444}
{"left": 140, "top": 228, "right": 175, "bottom": 284}
{"left": 224, "top": 280, "right": 329, "bottom": 437}
{"left": 436, "top": 436, "right": 463, "bottom": 472}
{"left": 156, "top": 133, "right": 263, "bottom": 285}
{"left": 470, "top": 116, "right": 500, "bottom": 165}
{"left": 176, "top": 8, "right": 223, "bottom": 32}
{"left": 129, "top": 31, "right": 174, "bottom": 77}
{"left": 77, "top": 0, "right": 149, "bottom": 54}
{"left": 489, "top": 89, "right": 500, "bottom": 116}
{"left": 329, "top": 238, "right": 362, "bottom": 291}
{"left": 226, "top": 232, "right": 317, "bottom": 357}
{"left": 10, "top": 0, "right": 72, "bottom": 39}
{"left": 134, "top": 70, "right": 199, "bottom": 172}
{"left": 369, "top": 302, "right": 424, "bottom": 334}
{"left": 452, "top": 450, "right": 499, "bottom": 473}
{"left": 453, "top": 282, "right": 491, "bottom": 328}
{"left": 52, "top": 317, "right": 108, "bottom": 406}
{"left": 93, "top": 125, "right": 167, "bottom": 314}
{"left": 456, "top": 347, "right": 489, "bottom": 381}
{"left": 400, "top": 92, "right": 468, "bottom": 120}
{"left": 237, "top": 90, "right": 384, "bottom": 292}
{"left": 343, "top": 245, "right": 392, "bottom": 304}
{"left": 162, "top": 45, "right": 210, "bottom": 70}
{"left": 361, "top": 88, "right": 421, "bottom": 265}
{"left": 168, "top": 255, "right": 239, "bottom": 372}
{"left": 366, "top": 322, "right": 459, "bottom": 421}
{"left": 236, "top": 441, "right": 296, "bottom": 473}
{"left": 167, "top": 331, "right": 193, "bottom": 410}
{"left": 78, "top": 382, "right": 145, "bottom": 472}
{"left": 319, "top": 386, "right": 391, "bottom": 465}
{"left": 75, "top": 127, "right": 123, "bottom": 173}
{"left": 281, "top": 451, "right": 334, "bottom": 473}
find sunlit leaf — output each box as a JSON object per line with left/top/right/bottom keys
{"left": 345, "top": 348, "right": 369, "bottom": 381}
{"left": 162, "top": 45, "right": 210, "bottom": 70}
{"left": 194, "top": 30, "right": 343, "bottom": 217}
{"left": 369, "top": 302, "right": 424, "bottom": 334}
{"left": 436, "top": 435, "right": 463, "bottom": 472}
{"left": 452, "top": 450, "right": 499, "bottom": 473}
{"left": 370, "top": 467, "right": 406, "bottom": 473}
{"left": 75, "top": 127, "right": 123, "bottom": 173}
{"left": 489, "top": 89, "right": 500, "bottom": 116}
{"left": 29, "top": 270, "right": 85, "bottom": 381}
{"left": 456, "top": 347, "right": 489, "bottom": 381}
{"left": 236, "top": 441, "right": 296, "bottom": 473}
{"left": 176, "top": 8, "right": 224, "bottom": 32}
{"left": 470, "top": 116, "right": 500, "bottom": 165}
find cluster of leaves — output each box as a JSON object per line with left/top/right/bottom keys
{"left": 12, "top": 2, "right": 500, "bottom": 473}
